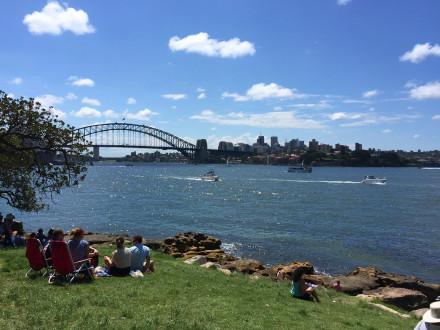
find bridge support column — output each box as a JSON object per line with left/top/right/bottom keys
{"left": 195, "top": 139, "right": 208, "bottom": 163}
{"left": 93, "top": 146, "right": 100, "bottom": 160}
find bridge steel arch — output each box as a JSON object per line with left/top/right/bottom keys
{"left": 75, "top": 123, "right": 197, "bottom": 159}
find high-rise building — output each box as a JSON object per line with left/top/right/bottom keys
{"left": 270, "top": 136, "right": 279, "bottom": 147}
{"left": 257, "top": 135, "right": 265, "bottom": 145}
{"left": 355, "top": 143, "right": 363, "bottom": 152}
{"left": 218, "top": 141, "right": 234, "bottom": 151}
{"left": 309, "top": 139, "right": 319, "bottom": 151}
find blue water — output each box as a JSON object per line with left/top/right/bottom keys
{"left": 3, "top": 164, "right": 440, "bottom": 282}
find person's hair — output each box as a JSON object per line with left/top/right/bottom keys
{"left": 38, "top": 228, "right": 43, "bottom": 233}
{"left": 53, "top": 229, "right": 64, "bottom": 240}
{"left": 70, "top": 227, "right": 85, "bottom": 238}
{"left": 29, "top": 232, "right": 36, "bottom": 238}
{"left": 292, "top": 267, "right": 307, "bottom": 282}
{"left": 115, "top": 236, "right": 125, "bottom": 248}
{"left": 132, "top": 235, "right": 143, "bottom": 244}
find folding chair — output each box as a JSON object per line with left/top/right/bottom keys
{"left": 48, "top": 240, "right": 94, "bottom": 284}
{"left": 25, "top": 238, "right": 51, "bottom": 278}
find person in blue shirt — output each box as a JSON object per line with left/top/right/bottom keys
{"left": 290, "top": 266, "right": 320, "bottom": 302}
{"left": 129, "top": 235, "right": 154, "bottom": 273}
{"left": 67, "top": 227, "right": 99, "bottom": 268}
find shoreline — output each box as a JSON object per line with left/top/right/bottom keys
{"left": 83, "top": 231, "right": 439, "bottom": 314}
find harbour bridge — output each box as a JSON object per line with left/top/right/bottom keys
{"left": 75, "top": 122, "right": 254, "bottom": 162}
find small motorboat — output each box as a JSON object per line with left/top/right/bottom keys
{"left": 288, "top": 161, "right": 312, "bottom": 173}
{"left": 361, "top": 175, "right": 387, "bottom": 184}
{"left": 200, "top": 170, "right": 219, "bottom": 182}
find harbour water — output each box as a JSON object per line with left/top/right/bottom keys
{"left": 4, "top": 164, "right": 440, "bottom": 282}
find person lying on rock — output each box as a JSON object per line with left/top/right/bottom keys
{"left": 290, "top": 267, "right": 320, "bottom": 302}
{"left": 129, "top": 235, "right": 154, "bottom": 273}
{"left": 104, "top": 236, "right": 131, "bottom": 276}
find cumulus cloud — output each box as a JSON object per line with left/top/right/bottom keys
{"left": 125, "top": 108, "right": 158, "bottom": 121}
{"left": 34, "top": 94, "right": 66, "bottom": 119}
{"left": 9, "top": 77, "right": 23, "bottom": 85}
{"left": 65, "top": 92, "right": 78, "bottom": 100}
{"left": 362, "top": 89, "right": 379, "bottom": 98}
{"left": 127, "top": 97, "right": 137, "bottom": 105}
{"left": 75, "top": 106, "right": 101, "bottom": 118}
{"left": 288, "top": 101, "right": 331, "bottom": 110}
{"left": 103, "top": 109, "right": 119, "bottom": 119}
{"left": 223, "top": 83, "right": 296, "bottom": 102}
{"left": 328, "top": 111, "right": 421, "bottom": 127}
{"left": 432, "top": 115, "right": 440, "bottom": 121}
{"left": 81, "top": 97, "right": 101, "bottom": 106}
{"left": 23, "top": 1, "right": 95, "bottom": 35}
{"left": 197, "top": 92, "right": 206, "bottom": 100}
{"left": 400, "top": 43, "right": 440, "bottom": 64}
{"left": 169, "top": 32, "right": 255, "bottom": 58}
{"left": 162, "top": 93, "right": 186, "bottom": 100}
{"left": 337, "top": 0, "right": 352, "bottom": 5}
{"left": 409, "top": 81, "right": 440, "bottom": 100}
{"left": 68, "top": 76, "right": 95, "bottom": 87}
{"left": 190, "top": 110, "right": 323, "bottom": 129}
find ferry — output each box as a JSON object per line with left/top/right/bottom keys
{"left": 361, "top": 175, "right": 387, "bottom": 185}
{"left": 200, "top": 170, "right": 219, "bottom": 182}
{"left": 288, "top": 162, "right": 312, "bottom": 173}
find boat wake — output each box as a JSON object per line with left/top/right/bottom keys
{"left": 160, "top": 175, "right": 203, "bottom": 181}
{"left": 249, "top": 178, "right": 360, "bottom": 184}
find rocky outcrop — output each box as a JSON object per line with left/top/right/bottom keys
{"left": 257, "top": 261, "right": 314, "bottom": 280}
{"left": 363, "top": 287, "right": 428, "bottom": 310}
{"left": 222, "top": 259, "right": 265, "bottom": 274}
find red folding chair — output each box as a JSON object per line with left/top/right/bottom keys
{"left": 48, "top": 240, "right": 94, "bottom": 284}
{"left": 25, "top": 238, "right": 51, "bottom": 278}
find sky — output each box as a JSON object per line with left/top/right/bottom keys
{"left": 1, "top": 0, "right": 440, "bottom": 155}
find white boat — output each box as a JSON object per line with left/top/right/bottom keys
{"left": 200, "top": 170, "right": 219, "bottom": 182}
{"left": 361, "top": 175, "right": 387, "bottom": 184}
{"left": 288, "top": 161, "right": 312, "bottom": 173}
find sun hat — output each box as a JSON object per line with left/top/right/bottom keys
{"left": 423, "top": 301, "right": 440, "bottom": 324}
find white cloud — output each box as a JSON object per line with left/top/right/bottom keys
{"left": 342, "top": 99, "right": 369, "bottom": 104}
{"left": 409, "top": 81, "right": 440, "bottom": 100}
{"left": 382, "top": 129, "right": 392, "bottom": 134}
{"left": 337, "top": 0, "right": 352, "bottom": 5}
{"left": 103, "top": 109, "right": 119, "bottom": 119}
{"left": 223, "top": 83, "right": 296, "bottom": 102}
{"left": 413, "top": 134, "right": 420, "bottom": 139}
{"left": 162, "top": 93, "right": 186, "bottom": 100}
{"left": 190, "top": 109, "right": 323, "bottom": 129}
{"left": 288, "top": 100, "right": 331, "bottom": 110}
{"left": 34, "top": 94, "right": 66, "bottom": 119}
{"left": 125, "top": 108, "right": 159, "bottom": 121}
{"left": 7, "top": 93, "right": 15, "bottom": 99}
{"left": 81, "top": 97, "right": 101, "bottom": 106}
{"left": 75, "top": 106, "right": 101, "bottom": 118}
{"left": 432, "top": 115, "right": 440, "bottom": 121}
{"left": 205, "top": 133, "right": 256, "bottom": 149}
{"left": 127, "top": 97, "right": 137, "bottom": 105}
{"left": 400, "top": 43, "right": 440, "bottom": 64}
{"left": 328, "top": 111, "right": 421, "bottom": 127}
{"left": 68, "top": 76, "right": 95, "bottom": 87}
{"left": 9, "top": 77, "right": 23, "bottom": 85}
{"left": 23, "top": 1, "right": 95, "bottom": 36}
{"left": 169, "top": 32, "right": 255, "bottom": 58}
{"left": 362, "top": 89, "right": 379, "bottom": 98}
{"left": 197, "top": 88, "right": 205, "bottom": 93}
{"left": 197, "top": 92, "right": 206, "bottom": 100}
{"left": 65, "top": 92, "right": 77, "bottom": 100}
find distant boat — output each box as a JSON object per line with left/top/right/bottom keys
{"left": 361, "top": 175, "right": 387, "bottom": 184}
{"left": 421, "top": 167, "right": 440, "bottom": 170}
{"left": 125, "top": 164, "right": 134, "bottom": 167}
{"left": 288, "top": 161, "right": 312, "bottom": 173}
{"left": 200, "top": 170, "right": 219, "bottom": 182}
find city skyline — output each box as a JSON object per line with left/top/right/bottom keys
{"left": 1, "top": 1, "right": 440, "bottom": 156}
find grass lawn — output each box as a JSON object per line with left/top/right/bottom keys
{"left": 0, "top": 246, "right": 417, "bottom": 330}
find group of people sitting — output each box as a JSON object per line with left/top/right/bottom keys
{"left": 0, "top": 212, "right": 25, "bottom": 247}
{"left": 29, "top": 227, "right": 154, "bottom": 277}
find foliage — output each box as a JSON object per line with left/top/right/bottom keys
{"left": 0, "top": 247, "right": 417, "bottom": 330}
{"left": 0, "top": 91, "right": 88, "bottom": 211}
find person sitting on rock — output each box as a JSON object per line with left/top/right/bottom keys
{"left": 414, "top": 301, "right": 440, "bottom": 330}
{"left": 104, "top": 237, "right": 131, "bottom": 276}
{"left": 67, "top": 228, "right": 99, "bottom": 269}
{"left": 291, "top": 267, "right": 320, "bottom": 302}
{"left": 129, "top": 235, "right": 154, "bottom": 273}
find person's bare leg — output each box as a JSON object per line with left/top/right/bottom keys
{"left": 104, "top": 256, "right": 112, "bottom": 268}
{"left": 306, "top": 287, "right": 320, "bottom": 302}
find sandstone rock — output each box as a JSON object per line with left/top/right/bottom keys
{"left": 184, "top": 255, "right": 207, "bottom": 265}
{"left": 162, "top": 232, "right": 223, "bottom": 256}
{"left": 410, "top": 308, "right": 429, "bottom": 319}
{"left": 332, "top": 275, "right": 381, "bottom": 295}
{"left": 257, "top": 261, "right": 315, "bottom": 281}
{"left": 201, "top": 262, "right": 221, "bottom": 269}
{"left": 364, "top": 287, "right": 428, "bottom": 311}
{"left": 218, "top": 268, "right": 233, "bottom": 276}
{"left": 170, "top": 252, "right": 183, "bottom": 258}
{"left": 143, "top": 239, "right": 163, "bottom": 250}
{"left": 222, "top": 259, "right": 265, "bottom": 274}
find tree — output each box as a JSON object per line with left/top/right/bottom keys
{"left": 0, "top": 91, "right": 89, "bottom": 212}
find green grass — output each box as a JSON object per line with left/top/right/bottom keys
{"left": 0, "top": 247, "right": 417, "bottom": 330}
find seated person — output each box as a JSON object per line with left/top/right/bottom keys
{"left": 291, "top": 267, "right": 320, "bottom": 302}
{"left": 67, "top": 228, "right": 99, "bottom": 268}
{"left": 129, "top": 235, "right": 154, "bottom": 273}
{"left": 104, "top": 237, "right": 131, "bottom": 276}
{"left": 36, "top": 228, "right": 47, "bottom": 246}
{"left": 43, "top": 229, "right": 64, "bottom": 266}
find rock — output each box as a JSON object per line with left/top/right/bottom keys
{"left": 356, "top": 294, "right": 376, "bottom": 302}
{"left": 170, "top": 252, "right": 183, "bottom": 258}
{"left": 143, "top": 239, "right": 163, "bottom": 250}
{"left": 410, "top": 308, "right": 429, "bottom": 319}
{"left": 162, "top": 232, "right": 222, "bottom": 256}
{"left": 184, "top": 255, "right": 207, "bottom": 265}
{"left": 364, "top": 287, "right": 428, "bottom": 311}
{"left": 332, "top": 275, "right": 381, "bottom": 295}
{"left": 201, "top": 262, "right": 221, "bottom": 269}
{"left": 83, "top": 234, "right": 116, "bottom": 245}
{"left": 257, "top": 261, "right": 315, "bottom": 281}
{"left": 222, "top": 259, "right": 265, "bottom": 274}
{"left": 218, "top": 268, "right": 233, "bottom": 276}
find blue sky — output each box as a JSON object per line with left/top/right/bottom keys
{"left": 1, "top": 0, "right": 440, "bottom": 155}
